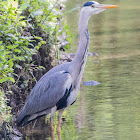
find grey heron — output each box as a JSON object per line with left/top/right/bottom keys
{"left": 16, "top": 1, "right": 118, "bottom": 140}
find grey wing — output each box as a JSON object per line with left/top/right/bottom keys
{"left": 17, "top": 71, "right": 72, "bottom": 120}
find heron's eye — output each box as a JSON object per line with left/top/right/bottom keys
{"left": 91, "top": 5, "right": 95, "bottom": 8}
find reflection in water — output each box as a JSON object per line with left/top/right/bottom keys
{"left": 21, "top": 117, "right": 50, "bottom": 139}
{"left": 23, "top": 0, "right": 140, "bottom": 140}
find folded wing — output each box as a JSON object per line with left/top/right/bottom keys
{"left": 16, "top": 71, "right": 72, "bottom": 126}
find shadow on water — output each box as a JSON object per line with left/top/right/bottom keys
{"left": 23, "top": 0, "right": 140, "bottom": 140}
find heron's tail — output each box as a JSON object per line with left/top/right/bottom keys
{"left": 16, "top": 115, "right": 30, "bottom": 127}
{"left": 16, "top": 108, "right": 51, "bottom": 127}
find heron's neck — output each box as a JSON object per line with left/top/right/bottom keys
{"left": 72, "top": 10, "right": 90, "bottom": 74}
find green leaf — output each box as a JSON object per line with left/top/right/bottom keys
{"left": 0, "top": 77, "right": 15, "bottom": 83}
{"left": 7, "top": 46, "right": 13, "bottom": 49}
{"left": 39, "top": 66, "right": 45, "bottom": 69}
{"left": 34, "top": 36, "right": 43, "bottom": 41}
{"left": 14, "top": 49, "right": 21, "bottom": 53}
{"left": 0, "top": 77, "right": 9, "bottom": 83}
{"left": 37, "top": 42, "right": 42, "bottom": 50}
{"left": 14, "top": 56, "right": 24, "bottom": 60}
{"left": 9, "top": 77, "right": 15, "bottom": 83}
{"left": 64, "top": 44, "right": 70, "bottom": 50}
{"left": 8, "top": 59, "right": 14, "bottom": 68}
{"left": 0, "top": 50, "right": 4, "bottom": 56}
{"left": 5, "top": 59, "right": 14, "bottom": 68}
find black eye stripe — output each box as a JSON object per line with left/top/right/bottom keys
{"left": 83, "top": 2, "right": 95, "bottom": 7}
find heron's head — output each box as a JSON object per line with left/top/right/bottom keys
{"left": 82, "top": 1, "right": 118, "bottom": 16}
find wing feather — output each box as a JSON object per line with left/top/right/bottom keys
{"left": 17, "top": 71, "right": 72, "bottom": 122}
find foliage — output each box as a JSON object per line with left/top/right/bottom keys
{"left": 0, "top": 90, "right": 11, "bottom": 124}
{"left": 0, "top": 0, "right": 71, "bottom": 85}
{"left": 0, "top": 0, "right": 42, "bottom": 84}
{"left": 0, "top": 0, "right": 72, "bottom": 130}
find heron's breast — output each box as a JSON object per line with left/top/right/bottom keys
{"left": 67, "top": 89, "right": 79, "bottom": 106}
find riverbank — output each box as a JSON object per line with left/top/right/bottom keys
{"left": 0, "top": 0, "right": 71, "bottom": 139}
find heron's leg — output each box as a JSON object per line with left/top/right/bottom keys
{"left": 51, "top": 107, "right": 57, "bottom": 140}
{"left": 57, "top": 109, "right": 65, "bottom": 140}
{"left": 50, "top": 116, "right": 54, "bottom": 140}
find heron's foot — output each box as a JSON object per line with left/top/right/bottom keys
{"left": 51, "top": 128, "right": 54, "bottom": 140}
{"left": 57, "top": 126, "right": 61, "bottom": 140}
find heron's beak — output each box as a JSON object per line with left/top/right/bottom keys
{"left": 98, "top": 4, "right": 119, "bottom": 9}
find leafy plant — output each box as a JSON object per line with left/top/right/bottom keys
{"left": 0, "top": 90, "right": 11, "bottom": 123}
{"left": 0, "top": 0, "right": 72, "bottom": 85}
{"left": 0, "top": 0, "right": 72, "bottom": 127}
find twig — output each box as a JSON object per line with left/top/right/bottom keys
{"left": 29, "top": 70, "right": 37, "bottom": 83}
{"left": 32, "top": 119, "right": 37, "bottom": 130}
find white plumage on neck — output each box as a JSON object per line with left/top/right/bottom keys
{"left": 73, "top": 7, "right": 91, "bottom": 65}
{"left": 69, "top": 8, "right": 91, "bottom": 93}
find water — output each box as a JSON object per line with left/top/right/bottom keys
{"left": 23, "top": 0, "right": 140, "bottom": 139}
